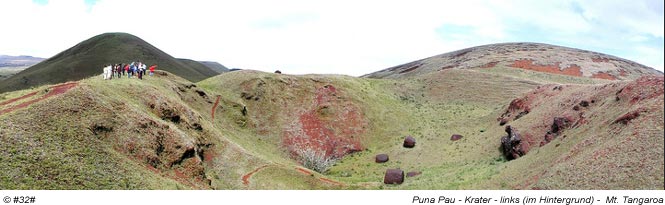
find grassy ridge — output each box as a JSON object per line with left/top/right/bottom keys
{"left": 1, "top": 66, "right": 662, "bottom": 189}
{"left": 0, "top": 33, "right": 220, "bottom": 93}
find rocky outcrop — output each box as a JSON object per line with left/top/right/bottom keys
{"left": 542, "top": 117, "right": 571, "bottom": 146}
{"left": 500, "top": 126, "right": 528, "bottom": 160}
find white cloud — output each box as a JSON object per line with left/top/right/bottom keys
{"left": 0, "top": 0, "right": 662, "bottom": 75}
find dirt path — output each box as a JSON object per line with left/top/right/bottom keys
{"left": 0, "top": 82, "right": 79, "bottom": 116}
{"left": 241, "top": 165, "right": 270, "bottom": 186}
{"left": 211, "top": 95, "right": 221, "bottom": 120}
{"left": 294, "top": 166, "right": 345, "bottom": 186}
{"left": 241, "top": 165, "right": 347, "bottom": 187}
{"left": 0, "top": 91, "right": 37, "bottom": 106}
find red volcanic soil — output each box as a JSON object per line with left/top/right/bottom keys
{"left": 295, "top": 167, "right": 313, "bottom": 175}
{"left": 283, "top": 84, "right": 365, "bottom": 160}
{"left": 591, "top": 72, "right": 617, "bottom": 80}
{"left": 591, "top": 57, "right": 610, "bottom": 63}
{"left": 0, "top": 91, "right": 37, "bottom": 106}
{"left": 211, "top": 95, "right": 221, "bottom": 120}
{"left": 499, "top": 75, "right": 663, "bottom": 158}
{"left": 294, "top": 166, "right": 345, "bottom": 186}
{"left": 479, "top": 61, "right": 499, "bottom": 68}
{"left": 319, "top": 177, "right": 343, "bottom": 186}
{"left": 202, "top": 149, "right": 217, "bottom": 167}
{"left": 399, "top": 64, "right": 421, "bottom": 74}
{"left": 614, "top": 109, "right": 643, "bottom": 125}
{"left": 242, "top": 165, "right": 270, "bottom": 186}
{"left": 509, "top": 59, "right": 583, "bottom": 77}
{"left": 616, "top": 75, "right": 664, "bottom": 104}
{"left": 518, "top": 171, "right": 548, "bottom": 190}
{"left": 0, "top": 82, "right": 78, "bottom": 115}
{"left": 619, "top": 70, "right": 628, "bottom": 77}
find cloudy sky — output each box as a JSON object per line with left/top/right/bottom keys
{"left": 1, "top": 0, "right": 663, "bottom": 76}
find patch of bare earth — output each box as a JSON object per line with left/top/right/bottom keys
{"left": 0, "top": 82, "right": 78, "bottom": 115}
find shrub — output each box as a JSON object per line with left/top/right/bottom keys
{"left": 296, "top": 147, "right": 337, "bottom": 173}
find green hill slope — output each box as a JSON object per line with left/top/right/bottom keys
{"left": 0, "top": 33, "right": 219, "bottom": 93}
{"left": 364, "top": 42, "right": 662, "bottom": 81}
{"left": 1, "top": 43, "right": 662, "bottom": 190}
{"left": 176, "top": 58, "right": 222, "bottom": 76}
{"left": 199, "top": 61, "right": 229, "bottom": 73}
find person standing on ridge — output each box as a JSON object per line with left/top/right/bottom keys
{"left": 130, "top": 62, "right": 136, "bottom": 78}
{"left": 140, "top": 62, "right": 147, "bottom": 77}
{"left": 124, "top": 64, "right": 130, "bottom": 78}
{"left": 149, "top": 64, "right": 157, "bottom": 76}
{"left": 117, "top": 64, "right": 123, "bottom": 78}
{"left": 138, "top": 64, "right": 143, "bottom": 80}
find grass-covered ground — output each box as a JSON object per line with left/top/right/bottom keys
{"left": 0, "top": 67, "right": 26, "bottom": 81}
{"left": 1, "top": 67, "right": 663, "bottom": 189}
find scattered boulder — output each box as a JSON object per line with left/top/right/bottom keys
{"left": 89, "top": 122, "right": 113, "bottom": 136}
{"left": 384, "top": 169, "right": 404, "bottom": 184}
{"left": 450, "top": 134, "right": 463, "bottom": 141}
{"left": 403, "top": 136, "right": 416, "bottom": 148}
{"left": 542, "top": 117, "right": 571, "bottom": 146}
{"left": 613, "top": 109, "right": 643, "bottom": 125}
{"left": 550, "top": 117, "right": 570, "bottom": 134}
{"left": 499, "top": 118, "right": 508, "bottom": 126}
{"left": 406, "top": 171, "right": 422, "bottom": 177}
{"left": 275, "top": 70, "right": 282, "bottom": 74}
{"left": 500, "top": 126, "right": 527, "bottom": 160}
{"left": 579, "top": 100, "right": 589, "bottom": 107}
{"left": 375, "top": 154, "right": 389, "bottom": 163}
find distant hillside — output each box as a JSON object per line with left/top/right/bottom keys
{"left": 176, "top": 58, "right": 222, "bottom": 76}
{"left": 364, "top": 42, "right": 662, "bottom": 80}
{"left": 0, "top": 55, "right": 44, "bottom": 67}
{"left": 0, "top": 41, "right": 662, "bottom": 190}
{"left": 199, "top": 61, "right": 229, "bottom": 73}
{"left": 0, "top": 33, "right": 220, "bottom": 93}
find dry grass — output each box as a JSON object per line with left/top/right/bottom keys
{"left": 1, "top": 67, "right": 662, "bottom": 190}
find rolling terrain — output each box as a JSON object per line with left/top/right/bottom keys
{"left": 0, "top": 38, "right": 662, "bottom": 190}
{"left": 199, "top": 61, "right": 230, "bottom": 73}
{"left": 0, "top": 55, "right": 44, "bottom": 68}
{"left": 0, "top": 33, "right": 223, "bottom": 93}
{"left": 0, "top": 55, "right": 44, "bottom": 81}
{"left": 364, "top": 42, "right": 661, "bottom": 81}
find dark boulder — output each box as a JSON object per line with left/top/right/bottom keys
{"left": 384, "top": 169, "right": 404, "bottom": 184}
{"left": 375, "top": 154, "right": 389, "bottom": 163}
{"left": 450, "top": 134, "right": 463, "bottom": 141}
{"left": 550, "top": 117, "right": 570, "bottom": 134}
{"left": 274, "top": 70, "right": 282, "bottom": 74}
{"left": 579, "top": 100, "right": 589, "bottom": 107}
{"left": 499, "top": 118, "right": 508, "bottom": 126}
{"left": 403, "top": 136, "right": 416, "bottom": 148}
{"left": 542, "top": 117, "right": 571, "bottom": 146}
{"left": 500, "top": 126, "right": 527, "bottom": 160}
{"left": 406, "top": 171, "right": 422, "bottom": 177}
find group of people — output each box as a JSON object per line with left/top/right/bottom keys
{"left": 102, "top": 61, "right": 157, "bottom": 80}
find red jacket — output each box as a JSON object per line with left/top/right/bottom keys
{"left": 149, "top": 65, "right": 156, "bottom": 72}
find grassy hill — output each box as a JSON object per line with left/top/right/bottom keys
{"left": 364, "top": 42, "right": 662, "bottom": 81}
{"left": 0, "top": 55, "right": 44, "bottom": 67}
{"left": 0, "top": 43, "right": 662, "bottom": 190}
{"left": 0, "top": 33, "right": 221, "bottom": 93}
{"left": 176, "top": 58, "right": 222, "bottom": 76}
{"left": 199, "top": 61, "right": 229, "bottom": 73}
{"left": 0, "top": 55, "right": 44, "bottom": 81}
